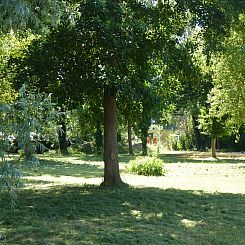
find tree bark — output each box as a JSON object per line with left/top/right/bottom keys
{"left": 95, "top": 120, "right": 103, "bottom": 154}
{"left": 24, "top": 138, "right": 32, "bottom": 161}
{"left": 58, "top": 113, "right": 69, "bottom": 155}
{"left": 216, "top": 137, "right": 220, "bottom": 150}
{"left": 192, "top": 115, "right": 202, "bottom": 150}
{"left": 211, "top": 137, "right": 217, "bottom": 158}
{"left": 101, "top": 91, "right": 124, "bottom": 186}
{"left": 127, "top": 122, "right": 133, "bottom": 155}
{"left": 140, "top": 102, "right": 150, "bottom": 156}
{"left": 141, "top": 127, "right": 148, "bottom": 156}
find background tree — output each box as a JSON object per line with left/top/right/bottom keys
{"left": 211, "top": 14, "right": 245, "bottom": 128}
{"left": 198, "top": 13, "right": 245, "bottom": 156}
{"left": 198, "top": 103, "right": 229, "bottom": 159}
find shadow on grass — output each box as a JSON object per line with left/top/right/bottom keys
{"left": 22, "top": 159, "right": 104, "bottom": 179}
{"left": 40, "top": 153, "right": 103, "bottom": 162}
{"left": 24, "top": 179, "right": 53, "bottom": 185}
{"left": 21, "top": 153, "right": 137, "bottom": 179}
{"left": 160, "top": 153, "right": 245, "bottom": 164}
{"left": 1, "top": 186, "right": 245, "bottom": 245}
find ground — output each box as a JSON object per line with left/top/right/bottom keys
{"left": 24, "top": 151, "right": 245, "bottom": 194}
{"left": 1, "top": 151, "right": 245, "bottom": 245}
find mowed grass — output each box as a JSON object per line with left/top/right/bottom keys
{"left": 1, "top": 152, "right": 245, "bottom": 245}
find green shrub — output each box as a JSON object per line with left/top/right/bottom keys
{"left": 178, "top": 133, "right": 193, "bottom": 150}
{"left": 127, "top": 157, "right": 166, "bottom": 176}
{"left": 168, "top": 133, "right": 193, "bottom": 151}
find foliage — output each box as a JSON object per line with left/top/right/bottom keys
{"left": 198, "top": 108, "right": 228, "bottom": 139}
{"left": 211, "top": 14, "right": 245, "bottom": 130}
{"left": 180, "top": 133, "right": 193, "bottom": 150}
{"left": 168, "top": 3, "right": 244, "bottom": 150}
{"left": 170, "top": 133, "right": 193, "bottom": 151}
{"left": 200, "top": 14, "right": 245, "bottom": 135}
{"left": 0, "top": 31, "right": 35, "bottom": 105}
{"left": 10, "top": 85, "right": 59, "bottom": 163}
{"left": 0, "top": 85, "right": 58, "bottom": 205}
{"left": 0, "top": 80, "right": 16, "bottom": 105}
{"left": 0, "top": 162, "right": 23, "bottom": 207}
{"left": 198, "top": 85, "right": 237, "bottom": 139}
{"left": 0, "top": 0, "right": 65, "bottom": 32}
{"left": 127, "top": 156, "right": 165, "bottom": 176}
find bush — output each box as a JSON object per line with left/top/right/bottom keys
{"left": 127, "top": 157, "right": 166, "bottom": 176}
{"left": 178, "top": 133, "right": 193, "bottom": 150}
{"left": 168, "top": 133, "right": 193, "bottom": 151}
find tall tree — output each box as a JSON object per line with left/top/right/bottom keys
{"left": 11, "top": 1, "right": 154, "bottom": 185}
{"left": 211, "top": 14, "right": 245, "bottom": 128}
{"left": 198, "top": 101, "right": 229, "bottom": 158}
{"left": 199, "top": 15, "right": 245, "bottom": 155}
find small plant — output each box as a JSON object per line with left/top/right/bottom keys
{"left": 127, "top": 157, "right": 166, "bottom": 176}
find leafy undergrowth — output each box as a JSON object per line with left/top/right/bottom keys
{"left": 0, "top": 185, "right": 245, "bottom": 245}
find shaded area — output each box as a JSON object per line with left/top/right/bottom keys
{"left": 1, "top": 186, "right": 245, "bottom": 245}
{"left": 21, "top": 153, "right": 136, "bottom": 179}
{"left": 160, "top": 152, "right": 245, "bottom": 164}
{"left": 40, "top": 153, "right": 103, "bottom": 162}
{"left": 22, "top": 159, "right": 103, "bottom": 179}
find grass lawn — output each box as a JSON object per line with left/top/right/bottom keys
{"left": 1, "top": 151, "right": 245, "bottom": 245}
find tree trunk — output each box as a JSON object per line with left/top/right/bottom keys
{"left": 24, "top": 139, "right": 32, "bottom": 161}
{"left": 128, "top": 122, "right": 133, "bottom": 155}
{"left": 140, "top": 102, "right": 150, "bottom": 156}
{"left": 216, "top": 137, "right": 220, "bottom": 150}
{"left": 211, "top": 137, "right": 217, "bottom": 158}
{"left": 192, "top": 115, "right": 202, "bottom": 150}
{"left": 101, "top": 91, "right": 124, "bottom": 186}
{"left": 141, "top": 127, "right": 148, "bottom": 156}
{"left": 58, "top": 113, "right": 69, "bottom": 155}
{"left": 95, "top": 120, "right": 103, "bottom": 154}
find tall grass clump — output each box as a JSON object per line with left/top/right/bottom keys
{"left": 127, "top": 156, "right": 166, "bottom": 176}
